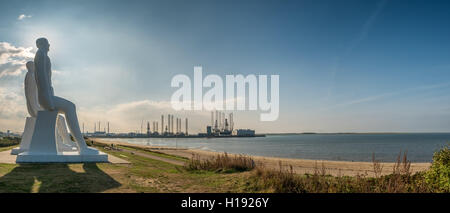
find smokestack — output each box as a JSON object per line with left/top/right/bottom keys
{"left": 229, "top": 113, "right": 232, "bottom": 131}
{"left": 168, "top": 115, "right": 170, "bottom": 133}
{"left": 231, "top": 113, "right": 234, "bottom": 130}
{"left": 222, "top": 112, "right": 225, "bottom": 130}
{"left": 211, "top": 111, "right": 214, "bottom": 127}
{"left": 99, "top": 121, "right": 101, "bottom": 133}
{"left": 161, "top": 115, "right": 164, "bottom": 134}
{"left": 215, "top": 111, "right": 218, "bottom": 131}
{"left": 185, "top": 118, "right": 188, "bottom": 135}
{"left": 107, "top": 122, "right": 110, "bottom": 134}
{"left": 168, "top": 114, "right": 170, "bottom": 134}
{"left": 94, "top": 123, "right": 96, "bottom": 132}
{"left": 171, "top": 115, "right": 174, "bottom": 134}
{"left": 218, "top": 112, "right": 221, "bottom": 130}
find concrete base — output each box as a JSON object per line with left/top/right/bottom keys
{"left": 16, "top": 151, "right": 109, "bottom": 163}
{"left": 0, "top": 150, "right": 129, "bottom": 164}
{"left": 13, "top": 117, "right": 37, "bottom": 155}
{"left": 10, "top": 148, "right": 22, "bottom": 155}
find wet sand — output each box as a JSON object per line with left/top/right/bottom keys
{"left": 92, "top": 138, "right": 431, "bottom": 177}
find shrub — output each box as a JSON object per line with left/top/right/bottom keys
{"left": 252, "top": 152, "right": 431, "bottom": 193}
{"left": 425, "top": 144, "right": 450, "bottom": 192}
{"left": 184, "top": 152, "right": 255, "bottom": 173}
{"left": 0, "top": 137, "right": 20, "bottom": 147}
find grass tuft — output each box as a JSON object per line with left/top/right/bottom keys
{"left": 184, "top": 152, "right": 256, "bottom": 173}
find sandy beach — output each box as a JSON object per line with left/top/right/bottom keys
{"left": 92, "top": 138, "right": 432, "bottom": 177}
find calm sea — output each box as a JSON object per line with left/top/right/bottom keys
{"left": 98, "top": 133, "right": 450, "bottom": 162}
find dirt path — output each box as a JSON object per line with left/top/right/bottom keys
{"left": 115, "top": 148, "right": 185, "bottom": 166}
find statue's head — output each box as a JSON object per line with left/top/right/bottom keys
{"left": 36, "top": 37, "right": 50, "bottom": 52}
{"left": 26, "top": 61, "right": 34, "bottom": 73}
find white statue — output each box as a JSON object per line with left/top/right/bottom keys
{"left": 26, "top": 61, "right": 78, "bottom": 152}
{"left": 12, "top": 61, "right": 78, "bottom": 154}
{"left": 24, "top": 61, "right": 40, "bottom": 118}
{"left": 33, "top": 37, "right": 97, "bottom": 154}
{"left": 15, "top": 37, "right": 107, "bottom": 162}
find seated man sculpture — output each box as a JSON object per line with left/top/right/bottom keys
{"left": 12, "top": 61, "right": 77, "bottom": 155}
{"left": 15, "top": 38, "right": 107, "bottom": 162}
{"left": 33, "top": 37, "right": 97, "bottom": 154}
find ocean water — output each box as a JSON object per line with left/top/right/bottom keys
{"left": 98, "top": 133, "right": 450, "bottom": 162}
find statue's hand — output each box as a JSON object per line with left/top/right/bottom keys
{"left": 38, "top": 94, "right": 55, "bottom": 111}
{"left": 48, "top": 100, "right": 55, "bottom": 111}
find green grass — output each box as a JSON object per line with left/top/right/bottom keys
{"left": 97, "top": 145, "right": 255, "bottom": 192}
{"left": 0, "top": 137, "right": 20, "bottom": 150}
{"left": 2, "top": 138, "right": 447, "bottom": 193}
{"left": 115, "top": 145, "right": 189, "bottom": 162}
{"left": 0, "top": 163, "right": 121, "bottom": 193}
{"left": 0, "top": 145, "right": 18, "bottom": 152}
{"left": 0, "top": 143, "right": 255, "bottom": 193}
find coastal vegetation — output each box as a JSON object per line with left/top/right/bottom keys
{"left": 424, "top": 145, "right": 450, "bottom": 192}
{"left": 0, "top": 138, "right": 448, "bottom": 193}
{"left": 183, "top": 145, "right": 450, "bottom": 193}
{"left": 0, "top": 137, "right": 20, "bottom": 151}
{"left": 184, "top": 153, "right": 255, "bottom": 173}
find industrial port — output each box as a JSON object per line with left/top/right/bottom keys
{"left": 84, "top": 111, "right": 264, "bottom": 138}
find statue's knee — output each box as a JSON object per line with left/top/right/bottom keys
{"left": 68, "top": 102, "right": 76, "bottom": 111}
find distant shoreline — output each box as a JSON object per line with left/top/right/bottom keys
{"left": 264, "top": 132, "right": 450, "bottom": 135}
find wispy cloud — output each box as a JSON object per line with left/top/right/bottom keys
{"left": 17, "top": 14, "right": 32, "bottom": 20}
{"left": 345, "top": 0, "right": 387, "bottom": 54}
{"left": 322, "top": 82, "right": 450, "bottom": 111}
{"left": 0, "top": 86, "right": 28, "bottom": 132}
{"left": 328, "top": 0, "right": 388, "bottom": 97}
{"left": 77, "top": 100, "right": 211, "bottom": 133}
{"left": 0, "top": 42, "right": 35, "bottom": 78}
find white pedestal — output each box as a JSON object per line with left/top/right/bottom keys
{"left": 16, "top": 151, "right": 108, "bottom": 163}
{"left": 11, "top": 117, "right": 36, "bottom": 155}
{"left": 15, "top": 111, "right": 108, "bottom": 163}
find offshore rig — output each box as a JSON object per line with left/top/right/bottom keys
{"left": 85, "top": 111, "right": 264, "bottom": 138}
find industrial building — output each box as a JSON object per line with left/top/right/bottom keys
{"left": 82, "top": 111, "right": 262, "bottom": 138}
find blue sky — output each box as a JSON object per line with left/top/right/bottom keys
{"left": 1, "top": 0, "right": 450, "bottom": 133}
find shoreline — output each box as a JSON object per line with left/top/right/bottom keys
{"left": 91, "top": 138, "right": 432, "bottom": 177}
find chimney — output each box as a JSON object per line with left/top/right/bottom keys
{"left": 161, "top": 115, "right": 164, "bottom": 134}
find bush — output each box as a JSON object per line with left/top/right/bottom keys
{"left": 184, "top": 152, "right": 255, "bottom": 173}
{"left": 0, "top": 137, "right": 20, "bottom": 147}
{"left": 252, "top": 152, "right": 431, "bottom": 193}
{"left": 425, "top": 144, "right": 450, "bottom": 192}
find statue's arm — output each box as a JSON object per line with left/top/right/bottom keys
{"left": 34, "top": 53, "right": 55, "bottom": 110}
{"left": 48, "top": 65, "right": 54, "bottom": 96}
{"left": 24, "top": 72, "right": 37, "bottom": 117}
